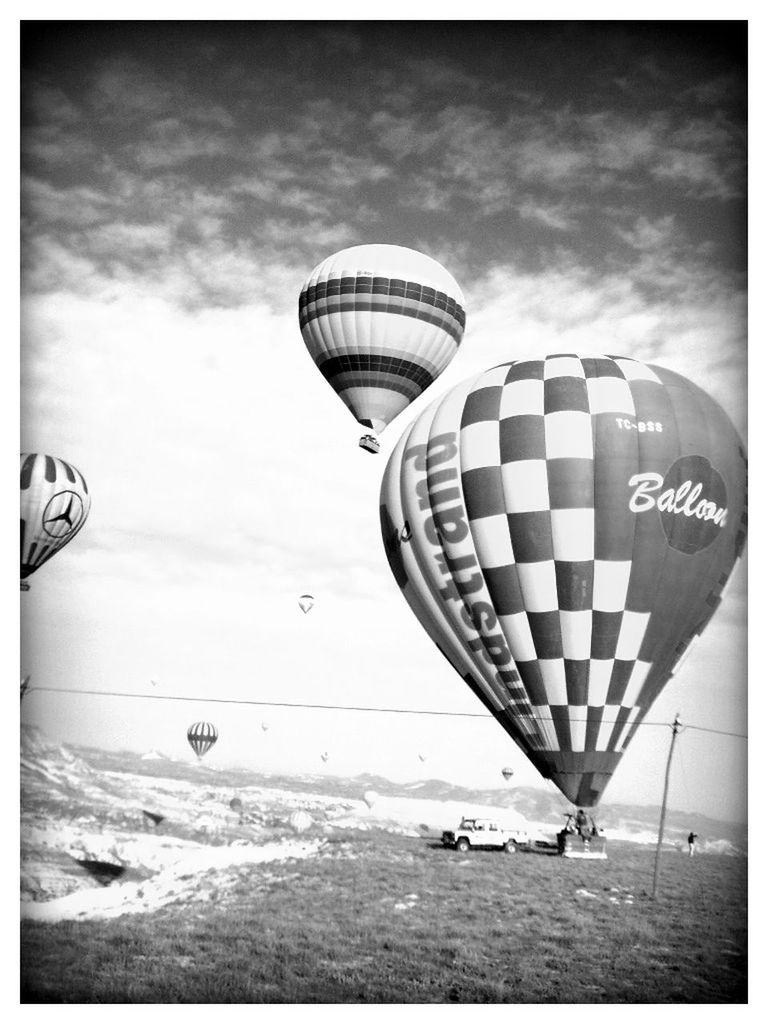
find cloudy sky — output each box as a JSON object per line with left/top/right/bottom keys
{"left": 19, "top": 19, "right": 748, "bottom": 821}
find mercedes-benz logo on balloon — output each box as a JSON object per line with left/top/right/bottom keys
{"left": 42, "top": 491, "right": 85, "bottom": 539}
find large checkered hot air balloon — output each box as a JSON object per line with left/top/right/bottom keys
{"left": 380, "top": 354, "right": 747, "bottom": 808}
{"left": 187, "top": 722, "right": 218, "bottom": 760}
{"left": 20, "top": 453, "right": 91, "bottom": 590}
{"left": 299, "top": 244, "right": 466, "bottom": 454}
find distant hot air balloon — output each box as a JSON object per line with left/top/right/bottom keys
{"left": 261, "top": 721, "right": 270, "bottom": 732}
{"left": 187, "top": 722, "right": 218, "bottom": 760}
{"left": 320, "top": 751, "right": 329, "bottom": 763}
{"left": 298, "top": 594, "right": 314, "bottom": 614}
{"left": 362, "top": 789, "right": 379, "bottom": 809}
{"left": 380, "top": 354, "right": 747, "bottom": 808}
{"left": 502, "top": 767, "right": 515, "bottom": 782}
{"left": 299, "top": 244, "right": 466, "bottom": 454}
{"left": 20, "top": 453, "right": 91, "bottom": 589}
{"left": 230, "top": 797, "right": 243, "bottom": 814}
{"left": 288, "top": 810, "right": 313, "bottom": 834}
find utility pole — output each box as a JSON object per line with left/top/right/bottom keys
{"left": 651, "top": 713, "right": 681, "bottom": 901}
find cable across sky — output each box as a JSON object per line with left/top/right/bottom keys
{"left": 23, "top": 686, "right": 747, "bottom": 740}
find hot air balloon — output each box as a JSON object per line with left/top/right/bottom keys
{"left": 298, "top": 244, "right": 466, "bottom": 454}
{"left": 380, "top": 354, "right": 747, "bottom": 808}
{"left": 320, "top": 751, "right": 329, "bottom": 763}
{"left": 187, "top": 722, "right": 218, "bottom": 760}
{"left": 230, "top": 797, "right": 243, "bottom": 814}
{"left": 261, "top": 720, "right": 270, "bottom": 732}
{"left": 20, "top": 453, "right": 91, "bottom": 589}
{"left": 362, "top": 789, "right": 379, "bottom": 809}
{"left": 288, "top": 810, "right": 313, "bottom": 834}
{"left": 298, "top": 594, "right": 314, "bottom": 614}
{"left": 502, "top": 767, "right": 514, "bottom": 782}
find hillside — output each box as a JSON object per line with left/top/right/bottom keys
{"left": 21, "top": 724, "right": 746, "bottom": 924}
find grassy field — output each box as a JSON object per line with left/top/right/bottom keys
{"left": 20, "top": 830, "right": 747, "bottom": 1003}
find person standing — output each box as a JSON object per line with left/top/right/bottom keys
{"left": 688, "top": 831, "right": 698, "bottom": 856}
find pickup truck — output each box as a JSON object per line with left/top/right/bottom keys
{"left": 441, "top": 817, "right": 530, "bottom": 853}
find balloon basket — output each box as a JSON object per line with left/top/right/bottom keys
{"left": 359, "top": 434, "right": 380, "bottom": 454}
{"left": 557, "top": 831, "right": 608, "bottom": 859}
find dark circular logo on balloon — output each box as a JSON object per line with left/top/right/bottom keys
{"left": 42, "top": 491, "right": 85, "bottom": 538}
{"left": 658, "top": 456, "right": 728, "bottom": 555}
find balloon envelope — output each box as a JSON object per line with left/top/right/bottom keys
{"left": 299, "top": 244, "right": 466, "bottom": 440}
{"left": 288, "top": 810, "right": 313, "bottom": 834}
{"left": 187, "top": 722, "right": 218, "bottom": 759}
{"left": 20, "top": 453, "right": 91, "bottom": 582}
{"left": 298, "top": 594, "right": 314, "bottom": 614}
{"left": 380, "top": 354, "right": 747, "bottom": 807}
{"left": 502, "top": 768, "right": 514, "bottom": 782}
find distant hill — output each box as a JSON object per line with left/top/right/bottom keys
{"left": 20, "top": 725, "right": 746, "bottom": 852}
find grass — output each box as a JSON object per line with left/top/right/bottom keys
{"left": 20, "top": 830, "right": 747, "bottom": 1003}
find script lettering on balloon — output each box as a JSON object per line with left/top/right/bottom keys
{"left": 628, "top": 455, "right": 729, "bottom": 554}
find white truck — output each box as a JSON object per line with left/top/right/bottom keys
{"left": 441, "top": 817, "right": 530, "bottom": 853}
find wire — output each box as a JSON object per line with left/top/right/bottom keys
{"left": 23, "top": 685, "right": 747, "bottom": 738}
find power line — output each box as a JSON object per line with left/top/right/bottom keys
{"left": 24, "top": 685, "right": 747, "bottom": 738}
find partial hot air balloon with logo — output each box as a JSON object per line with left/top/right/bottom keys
{"left": 380, "top": 354, "right": 747, "bottom": 808}
{"left": 187, "top": 722, "right": 218, "bottom": 761}
{"left": 299, "top": 244, "right": 466, "bottom": 454}
{"left": 20, "top": 453, "right": 91, "bottom": 590}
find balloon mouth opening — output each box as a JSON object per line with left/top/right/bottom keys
{"left": 359, "top": 434, "right": 381, "bottom": 454}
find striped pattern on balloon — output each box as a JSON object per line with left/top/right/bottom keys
{"left": 299, "top": 245, "right": 465, "bottom": 452}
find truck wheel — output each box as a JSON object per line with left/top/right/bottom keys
{"left": 504, "top": 840, "right": 518, "bottom": 853}
{"left": 456, "top": 839, "right": 470, "bottom": 853}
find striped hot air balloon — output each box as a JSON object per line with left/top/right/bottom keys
{"left": 20, "top": 453, "right": 91, "bottom": 588}
{"left": 380, "top": 354, "right": 747, "bottom": 808}
{"left": 187, "top": 722, "right": 218, "bottom": 760}
{"left": 299, "top": 244, "right": 466, "bottom": 453}
{"left": 288, "top": 810, "right": 313, "bottom": 834}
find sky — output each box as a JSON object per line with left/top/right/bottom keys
{"left": 17, "top": 18, "right": 749, "bottom": 823}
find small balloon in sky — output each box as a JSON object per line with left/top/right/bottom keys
{"left": 299, "top": 244, "right": 466, "bottom": 454}
{"left": 320, "top": 751, "right": 329, "bottom": 763}
{"left": 20, "top": 453, "right": 91, "bottom": 589}
{"left": 502, "top": 767, "right": 515, "bottom": 782}
{"left": 298, "top": 594, "right": 314, "bottom": 614}
{"left": 187, "top": 722, "right": 218, "bottom": 760}
{"left": 380, "top": 354, "right": 747, "bottom": 808}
